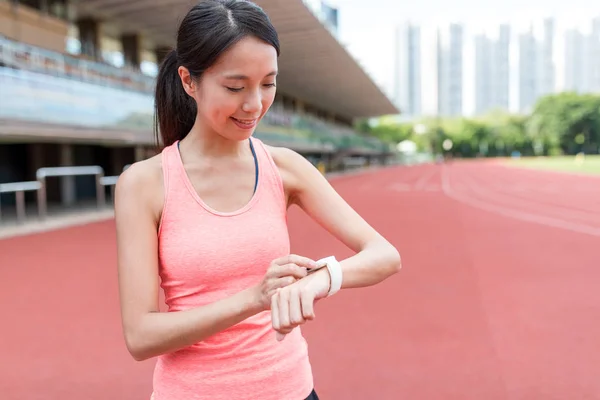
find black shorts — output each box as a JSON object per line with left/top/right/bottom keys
{"left": 305, "top": 389, "right": 320, "bottom": 400}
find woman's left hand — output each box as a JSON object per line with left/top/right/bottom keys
{"left": 270, "top": 268, "right": 331, "bottom": 341}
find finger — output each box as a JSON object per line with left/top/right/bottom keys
{"left": 274, "top": 287, "right": 293, "bottom": 342}
{"left": 266, "top": 276, "right": 296, "bottom": 299}
{"left": 275, "top": 326, "right": 295, "bottom": 341}
{"left": 301, "top": 290, "right": 316, "bottom": 320}
{"left": 271, "top": 263, "right": 308, "bottom": 280}
{"left": 289, "top": 288, "right": 305, "bottom": 326}
{"left": 271, "top": 290, "right": 280, "bottom": 330}
{"left": 274, "top": 254, "right": 318, "bottom": 269}
{"left": 271, "top": 276, "right": 297, "bottom": 292}
{"left": 278, "top": 289, "right": 291, "bottom": 331}
{"left": 288, "top": 254, "right": 319, "bottom": 270}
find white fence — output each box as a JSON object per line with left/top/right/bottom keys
{"left": 0, "top": 165, "right": 128, "bottom": 224}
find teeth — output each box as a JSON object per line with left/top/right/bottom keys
{"left": 234, "top": 118, "right": 255, "bottom": 124}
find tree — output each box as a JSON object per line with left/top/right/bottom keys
{"left": 527, "top": 92, "right": 600, "bottom": 155}
{"left": 352, "top": 91, "right": 600, "bottom": 158}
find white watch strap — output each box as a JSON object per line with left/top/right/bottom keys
{"left": 317, "top": 256, "right": 343, "bottom": 297}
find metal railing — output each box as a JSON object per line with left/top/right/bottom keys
{"left": 36, "top": 166, "right": 106, "bottom": 219}
{"left": 0, "top": 165, "right": 125, "bottom": 225}
{"left": 0, "top": 181, "right": 42, "bottom": 223}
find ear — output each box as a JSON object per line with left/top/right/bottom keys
{"left": 177, "top": 66, "right": 196, "bottom": 98}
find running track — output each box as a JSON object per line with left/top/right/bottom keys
{"left": 1, "top": 161, "right": 599, "bottom": 400}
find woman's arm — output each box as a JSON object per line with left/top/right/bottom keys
{"left": 115, "top": 160, "right": 311, "bottom": 361}
{"left": 273, "top": 146, "right": 402, "bottom": 287}
{"left": 268, "top": 146, "right": 401, "bottom": 339}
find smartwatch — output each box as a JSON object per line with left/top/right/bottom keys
{"left": 316, "top": 255, "right": 343, "bottom": 297}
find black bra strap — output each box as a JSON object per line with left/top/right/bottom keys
{"left": 249, "top": 138, "right": 259, "bottom": 194}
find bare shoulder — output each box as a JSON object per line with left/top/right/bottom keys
{"left": 264, "top": 144, "right": 305, "bottom": 170}
{"left": 116, "top": 153, "right": 163, "bottom": 196}
{"left": 115, "top": 153, "right": 164, "bottom": 223}
{"left": 264, "top": 144, "right": 321, "bottom": 180}
{"left": 264, "top": 144, "right": 323, "bottom": 201}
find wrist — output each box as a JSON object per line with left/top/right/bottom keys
{"left": 243, "top": 286, "right": 266, "bottom": 314}
{"left": 313, "top": 268, "right": 332, "bottom": 299}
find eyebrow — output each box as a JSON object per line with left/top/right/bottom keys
{"left": 223, "top": 71, "right": 278, "bottom": 80}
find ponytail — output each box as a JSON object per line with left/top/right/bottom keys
{"left": 153, "top": 49, "right": 197, "bottom": 148}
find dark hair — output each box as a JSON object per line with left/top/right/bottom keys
{"left": 154, "top": 0, "right": 280, "bottom": 148}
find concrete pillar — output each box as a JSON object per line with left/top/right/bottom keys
{"left": 59, "top": 144, "right": 76, "bottom": 206}
{"left": 77, "top": 17, "right": 101, "bottom": 60}
{"left": 121, "top": 33, "right": 142, "bottom": 69}
{"left": 110, "top": 148, "right": 122, "bottom": 175}
{"left": 28, "top": 143, "right": 44, "bottom": 180}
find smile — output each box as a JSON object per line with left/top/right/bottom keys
{"left": 231, "top": 117, "right": 258, "bottom": 129}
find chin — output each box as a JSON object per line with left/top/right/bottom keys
{"left": 219, "top": 128, "right": 256, "bottom": 143}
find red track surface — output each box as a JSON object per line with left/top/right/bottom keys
{"left": 2, "top": 162, "right": 599, "bottom": 400}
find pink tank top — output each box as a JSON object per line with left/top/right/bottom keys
{"left": 152, "top": 138, "right": 314, "bottom": 400}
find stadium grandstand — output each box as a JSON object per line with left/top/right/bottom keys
{"left": 0, "top": 0, "right": 398, "bottom": 223}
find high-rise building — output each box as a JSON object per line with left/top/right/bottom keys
{"left": 564, "top": 29, "right": 590, "bottom": 93}
{"left": 474, "top": 24, "right": 510, "bottom": 115}
{"left": 518, "top": 27, "right": 538, "bottom": 112}
{"left": 493, "top": 25, "right": 511, "bottom": 111}
{"left": 539, "top": 18, "right": 556, "bottom": 97}
{"left": 436, "top": 23, "right": 464, "bottom": 116}
{"left": 393, "top": 23, "right": 421, "bottom": 117}
{"left": 589, "top": 17, "right": 600, "bottom": 92}
{"left": 518, "top": 18, "right": 556, "bottom": 113}
{"left": 564, "top": 17, "right": 600, "bottom": 94}
{"left": 474, "top": 34, "right": 493, "bottom": 115}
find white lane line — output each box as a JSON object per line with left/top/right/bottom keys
{"left": 441, "top": 165, "right": 600, "bottom": 238}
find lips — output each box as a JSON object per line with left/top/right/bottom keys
{"left": 231, "top": 117, "right": 258, "bottom": 129}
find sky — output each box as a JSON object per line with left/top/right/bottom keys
{"left": 322, "top": 0, "right": 598, "bottom": 115}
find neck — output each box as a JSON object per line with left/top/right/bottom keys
{"left": 180, "top": 118, "right": 249, "bottom": 159}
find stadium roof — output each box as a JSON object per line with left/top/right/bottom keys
{"left": 74, "top": 0, "right": 399, "bottom": 120}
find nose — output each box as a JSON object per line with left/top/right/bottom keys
{"left": 242, "top": 90, "right": 262, "bottom": 115}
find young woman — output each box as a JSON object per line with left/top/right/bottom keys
{"left": 114, "top": 1, "right": 401, "bottom": 399}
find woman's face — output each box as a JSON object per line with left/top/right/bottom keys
{"left": 179, "top": 35, "right": 278, "bottom": 141}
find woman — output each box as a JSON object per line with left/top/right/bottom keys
{"left": 114, "top": 0, "right": 401, "bottom": 399}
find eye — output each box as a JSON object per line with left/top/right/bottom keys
{"left": 263, "top": 83, "right": 276, "bottom": 88}
{"left": 226, "top": 87, "right": 243, "bottom": 93}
